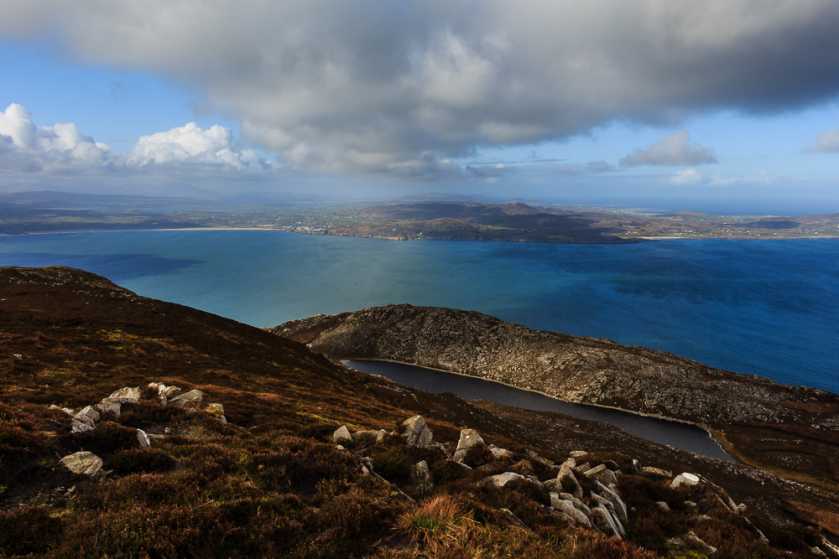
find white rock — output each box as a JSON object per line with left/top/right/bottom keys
{"left": 333, "top": 425, "right": 352, "bottom": 444}
{"left": 595, "top": 480, "right": 628, "bottom": 523}
{"left": 453, "top": 428, "right": 486, "bottom": 462}
{"left": 71, "top": 419, "right": 95, "bottom": 434}
{"left": 488, "top": 444, "right": 514, "bottom": 460}
{"left": 109, "top": 386, "right": 141, "bottom": 404}
{"left": 169, "top": 389, "right": 204, "bottom": 409}
{"left": 670, "top": 472, "right": 701, "bottom": 489}
{"left": 557, "top": 458, "right": 583, "bottom": 499}
{"left": 60, "top": 451, "right": 103, "bottom": 476}
{"left": 205, "top": 403, "right": 227, "bottom": 423}
{"left": 74, "top": 405, "right": 100, "bottom": 425}
{"left": 412, "top": 460, "right": 433, "bottom": 494}
{"left": 591, "top": 506, "right": 622, "bottom": 539}
{"left": 656, "top": 501, "right": 671, "bottom": 512}
{"left": 137, "top": 429, "right": 151, "bottom": 448}
{"left": 49, "top": 404, "right": 75, "bottom": 417}
{"left": 480, "top": 472, "right": 526, "bottom": 488}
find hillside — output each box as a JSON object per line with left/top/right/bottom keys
{"left": 275, "top": 305, "right": 839, "bottom": 491}
{"left": 1, "top": 268, "right": 837, "bottom": 557}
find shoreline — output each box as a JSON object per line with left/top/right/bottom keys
{"left": 3, "top": 225, "right": 839, "bottom": 242}
{"left": 340, "top": 356, "right": 734, "bottom": 461}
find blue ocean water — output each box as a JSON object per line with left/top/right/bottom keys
{"left": 0, "top": 230, "right": 836, "bottom": 393}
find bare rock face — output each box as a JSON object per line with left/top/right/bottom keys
{"left": 401, "top": 415, "right": 433, "bottom": 447}
{"left": 169, "top": 389, "right": 204, "bottom": 409}
{"left": 60, "top": 451, "right": 103, "bottom": 476}
{"left": 453, "top": 428, "right": 486, "bottom": 463}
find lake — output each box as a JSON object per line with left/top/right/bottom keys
{"left": 345, "top": 359, "right": 733, "bottom": 461}
{"left": 0, "top": 229, "right": 837, "bottom": 393}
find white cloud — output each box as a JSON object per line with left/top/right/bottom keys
{"left": 128, "top": 122, "right": 268, "bottom": 170}
{"left": 2, "top": 1, "right": 839, "bottom": 178}
{"left": 0, "top": 103, "right": 272, "bottom": 179}
{"left": 813, "top": 128, "right": 839, "bottom": 153}
{"left": 0, "top": 103, "right": 111, "bottom": 172}
{"left": 621, "top": 131, "right": 716, "bottom": 167}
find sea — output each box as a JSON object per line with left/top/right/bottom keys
{"left": 1, "top": 229, "right": 837, "bottom": 393}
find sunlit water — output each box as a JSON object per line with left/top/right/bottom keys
{"left": 1, "top": 230, "right": 837, "bottom": 393}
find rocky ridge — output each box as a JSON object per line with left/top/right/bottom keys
{"left": 274, "top": 305, "right": 839, "bottom": 488}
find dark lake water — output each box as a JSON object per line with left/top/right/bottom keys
{"left": 344, "top": 359, "right": 734, "bottom": 461}
{"left": 0, "top": 230, "right": 837, "bottom": 393}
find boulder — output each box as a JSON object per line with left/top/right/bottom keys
{"left": 71, "top": 419, "right": 95, "bottom": 434}
{"left": 671, "top": 472, "right": 701, "bottom": 489}
{"left": 60, "top": 451, "right": 103, "bottom": 476}
{"left": 583, "top": 464, "right": 608, "bottom": 478}
{"left": 592, "top": 468, "right": 619, "bottom": 486}
{"left": 559, "top": 492, "right": 592, "bottom": 516}
{"left": 595, "top": 481, "right": 627, "bottom": 523}
{"left": 137, "top": 429, "right": 151, "bottom": 448}
{"left": 569, "top": 450, "right": 589, "bottom": 459}
{"left": 668, "top": 531, "right": 717, "bottom": 555}
{"left": 333, "top": 425, "right": 352, "bottom": 444}
{"left": 641, "top": 466, "right": 672, "bottom": 478}
{"left": 49, "top": 404, "right": 75, "bottom": 417}
{"left": 479, "top": 472, "right": 526, "bottom": 489}
{"left": 74, "top": 405, "right": 100, "bottom": 425}
{"left": 557, "top": 458, "right": 583, "bottom": 498}
{"left": 591, "top": 506, "right": 622, "bottom": 539}
{"left": 488, "top": 444, "right": 514, "bottom": 460}
{"left": 169, "top": 389, "right": 204, "bottom": 409}
{"left": 412, "top": 460, "right": 433, "bottom": 495}
{"left": 95, "top": 398, "right": 121, "bottom": 418}
{"left": 453, "top": 428, "right": 486, "bottom": 462}
{"left": 205, "top": 403, "right": 227, "bottom": 423}
{"left": 401, "top": 415, "right": 433, "bottom": 447}
{"left": 656, "top": 501, "right": 671, "bottom": 512}
{"left": 108, "top": 386, "right": 141, "bottom": 404}
{"left": 550, "top": 493, "right": 592, "bottom": 527}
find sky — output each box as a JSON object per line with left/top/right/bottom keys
{"left": 1, "top": 1, "right": 839, "bottom": 213}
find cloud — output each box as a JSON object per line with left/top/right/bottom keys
{"left": 670, "top": 168, "right": 705, "bottom": 185}
{"left": 128, "top": 122, "right": 270, "bottom": 171}
{"left": 0, "top": 103, "right": 111, "bottom": 172}
{"left": 0, "top": 103, "right": 272, "bottom": 179}
{"left": 813, "top": 128, "right": 839, "bottom": 153}
{"left": 621, "top": 131, "right": 716, "bottom": 167}
{"left": 2, "top": 1, "right": 839, "bottom": 178}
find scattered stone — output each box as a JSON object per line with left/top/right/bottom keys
{"left": 74, "top": 405, "right": 100, "bottom": 425}
{"left": 479, "top": 472, "right": 525, "bottom": 488}
{"left": 811, "top": 546, "right": 828, "bottom": 558}
{"left": 684, "top": 500, "right": 698, "bottom": 509}
{"left": 71, "top": 419, "right": 95, "bottom": 434}
{"left": 412, "top": 460, "right": 433, "bottom": 494}
{"left": 557, "top": 458, "right": 583, "bottom": 499}
{"left": 488, "top": 444, "right": 514, "bottom": 460}
{"left": 95, "top": 398, "right": 121, "bottom": 418}
{"left": 401, "top": 415, "right": 433, "bottom": 447}
{"left": 453, "top": 428, "right": 486, "bottom": 462}
{"left": 333, "top": 425, "right": 352, "bottom": 444}
{"left": 641, "top": 466, "right": 672, "bottom": 478}
{"left": 671, "top": 472, "right": 701, "bottom": 489}
{"left": 583, "top": 464, "right": 608, "bottom": 478}
{"left": 592, "top": 468, "right": 619, "bottom": 486}
{"left": 60, "top": 451, "right": 103, "bottom": 476}
{"left": 205, "top": 403, "right": 227, "bottom": 423}
{"left": 591, "top": 506, "right": 622, "bottom": 539}
{"left": 655, "top": 501, "right": 671, "bottom": 512}
{"left": 550, "top": 493, "right": 592, "bottom": 528}
{"left": 569, "top": 450, "right": 589, "bottom": 459}
{"left": 108, "top": 386, "right": 141, "bottom": 404}
{"left": 684, "top": 531, "right": 717, "bottom": 555}
{"left": 137, "top": 429, "right": 151, "bottom": 448}
{"left": 574, "top": 462, "right": 591, "bottom": 473}
{"left": 559, "top": 492, "right": 592, "bottom": 516}
{"left": 595, "top": 481, "right": 627, "bottom": 523}
{"left": 49, "top": 404, "right": 75, "bottom": 416}
{"left": 169, "top": 389, "right": 204, "bottom": 409}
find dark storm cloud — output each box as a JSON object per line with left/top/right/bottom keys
{"left": 3, "top": 1, "right": 839, "bottom": 178}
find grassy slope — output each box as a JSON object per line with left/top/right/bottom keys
{"left": 0, "top": 267, "right": 833, "bottom": 558}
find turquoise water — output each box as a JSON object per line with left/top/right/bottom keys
{"left": 1, "top": 230, "right": 837, "bottom": 393}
